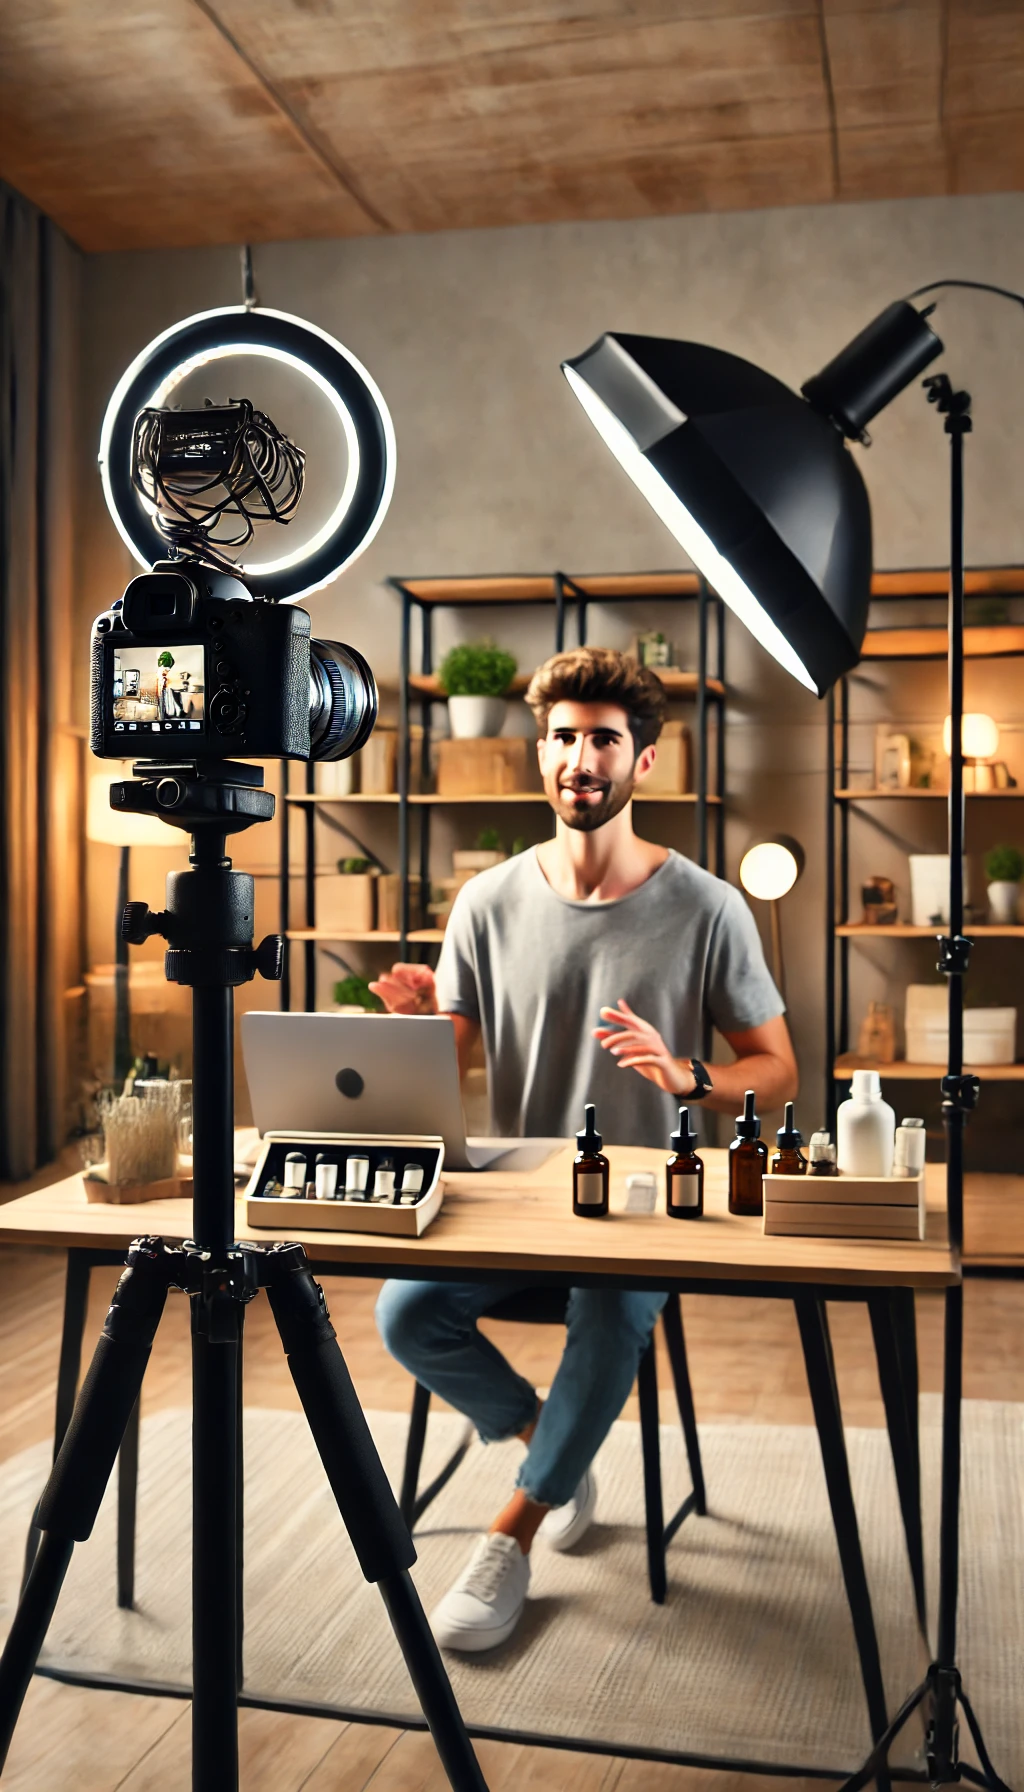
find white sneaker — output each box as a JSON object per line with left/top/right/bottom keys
{"left": 429, "top": 1533, "right": 530, "bottom": 1653}
{"left": 537, "top": 1467, "right": 598, "bottom": 1551}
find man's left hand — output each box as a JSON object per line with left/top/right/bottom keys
{"left": 593, "top": 999, "right": 694, "bottom": 1095}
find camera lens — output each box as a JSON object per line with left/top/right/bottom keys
{"left": 309, "top": 640, "right": 379, "bottom": 761}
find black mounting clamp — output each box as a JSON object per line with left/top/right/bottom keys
{"left": 941, "top": 1072, "right": 981, "bottom": 1113}
{"left": 120, "top": 903, "right": 284, "bottom": 986}
{"left": 937, "top": 934, "right": 973, "bottom": 977}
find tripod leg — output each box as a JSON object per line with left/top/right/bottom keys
{"left": 117, "top": 1395, "right": 141, "bottom": 1609}
{"left": 191, "top": 1295, "right": 241, "bottom": 1792}
{"left": 0, "top": 1238, "right": 172, "bottom": 1769}
{"left": 264, "top": 1246, "right": 487, "bottom": 1792}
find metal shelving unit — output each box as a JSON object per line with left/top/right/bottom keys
{"left": 280, "top": 570, "right": 728, "bottom": 1010}
{"left": 825, "top": 567, "right": 1024, "bottom": 1127}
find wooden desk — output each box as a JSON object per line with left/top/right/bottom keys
{"left": 0, "top": 1145, "right": 954, "bottom": 1778}
{"left": 0, "top": 1146, "right": 956, "bottom": 1291}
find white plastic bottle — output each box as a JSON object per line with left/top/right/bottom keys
{"left": 836, "top": 1070, "right": 896, "bottom": 1177}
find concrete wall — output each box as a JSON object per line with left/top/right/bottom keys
{"left": 75, "top": 194, "right": 1024, "bottom": 1153}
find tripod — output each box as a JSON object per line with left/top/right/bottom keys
{"left": 837, "top": 383, "right": 1011, "bottom": 1792}
{"left": 0, "top": 761, "right": 487, "bottom": 1792}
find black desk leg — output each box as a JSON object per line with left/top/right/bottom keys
{"left": 661, "top": 1295, "right": 707, "bottom": 1515}
{"left": 636, "top": 1342, "right": 667, "bottom": 1605}
{"left": 868, "top": 1291, "right": 926, "bottom": 1633}
{"left": 22, "top": 1251, "right": 92, "bottom": 1594}
{"left": 117, "top": 1397, "right": 140, "bottom": 1609}
{"left": 794, "top": 1295, "right": 891, "bottom": 1787}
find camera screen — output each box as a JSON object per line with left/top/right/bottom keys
{"left": 111, "top": 644, "right": 206, "bottom": 738}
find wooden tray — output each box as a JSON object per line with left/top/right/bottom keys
{"left": 84, "top": 1169, "right": 192, "bottom": 1205}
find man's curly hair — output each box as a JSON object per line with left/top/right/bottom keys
{"left": 525, "top": 647, "right": 666, "bottom": 752}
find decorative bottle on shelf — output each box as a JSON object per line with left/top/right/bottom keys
{"left": 728, "top": 1089, "right": 767, "bottom": 1216}
{"left": 573, "top": 1104, "right": 609, "bottom": 1218}
{"left": 771, "top": 1102, "right": 807, "bottom": 1175}
{"left": 836, "top": 1070, "right": 896, "bottom": 1177}
{"left": 666, "top": 1106, "right": 704, "bottom": 1219}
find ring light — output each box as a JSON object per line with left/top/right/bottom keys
{"left": 99, "top": 306, "right": 396, "bottom": 603}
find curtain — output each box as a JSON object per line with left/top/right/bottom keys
{"left": 0, "top": 182, "right": 83, "bottom": 1179}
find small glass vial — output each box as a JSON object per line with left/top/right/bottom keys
{"left": 344, "top": 1154, "right": 370, "bottom": 1199}
{"left": 372, "top": 1157, "right": 396, "bottom": 1202}
{"left": 314, "top": 1154, "right": 339, "bottom": 1201}
{"left": 808, "top": 1131, "right": 839, "bottom": 1176}
{"left": 398, "top": 1163, "right": 425, "bottom": 1205}
{"left": 771, "top": 1102, "right": 807, "bottom": 1175}
{"left": 573, "top": 1104, "right": 609, "bottom": 1218}
{"left": 894, "top": 1117, "right": 926, "bottom": 1177}
{"left": 283, "top": 1152, "right": 306, "bottom": 1192}
{"left": 728, "top": 1089, "right": 767, "bottom": 1216}
{"left": 666, "top": 1106, "right": 703, "bottom": 1220}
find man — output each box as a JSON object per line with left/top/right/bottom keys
{"left": 370, "top": 647, "right": 797, "bottom": 1653}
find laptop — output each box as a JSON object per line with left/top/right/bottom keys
{"left": 241, "top": 1012, "right": 564, "bottom": 1172}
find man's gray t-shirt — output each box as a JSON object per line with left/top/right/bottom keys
{"left": 435, "top": 848, "right": 783, "bottom": 1147}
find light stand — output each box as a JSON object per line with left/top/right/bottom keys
{"left": 835, "top": 377, "right": 1009, "bottom": 1792}
{"left": 0, "top": 762, "right": 487, "bottom": 1792}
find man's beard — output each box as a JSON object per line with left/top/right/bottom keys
{"left": 548, "top": 773, "right": 635, "bottom": 832}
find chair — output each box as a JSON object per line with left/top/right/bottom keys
{"left": 397, "top": 1288, "right": 706, "bottom": 1605}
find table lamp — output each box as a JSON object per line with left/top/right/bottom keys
{"left": 738, "top": 836, "right": 805, "bottom": 1001}
{"left": 943, "top": 711, "right": 998, "bottom": 791}
{"left": 86, "top": 764, "right": 170, "bottom": 1083}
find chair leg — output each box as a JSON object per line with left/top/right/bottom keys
{"left": 116, "top": 1395, "right": 140, "bottom": 1610}
{"left": 661, "top": 1295, "right": 706, "bottom": 1515}
{"left": 399, "top": 1382, "right": 431, "bottom": 1529}
{"left": 636, "top": 1340, "right": 667, "bottom": 1605}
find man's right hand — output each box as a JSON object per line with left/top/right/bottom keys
{"left": 367, "top": 962, "right": 438, "bottom": 1015}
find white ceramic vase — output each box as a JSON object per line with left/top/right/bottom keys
{"left": 987, "top": 879, "right": 1021, "bottom": 924}
{"left": 447, "top": 694, "right": 507, "bottom": 738}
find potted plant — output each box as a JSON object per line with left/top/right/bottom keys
{"left": 332, "top": 974, "right": 384, "bottom": 1014}
{"left": 453, "top": 826, "right": 509, "bottom": 875}
{"left": 438, "top": 641, "right": 517, "bottom": 738}
{"left": 984, "top": 845, "right": 1024, "bottom": 923}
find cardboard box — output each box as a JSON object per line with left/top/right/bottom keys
{"left": 763, "top": 1172, "right": 925, "bottom": 1240}
{"left": 315, "top": 872, "right": 377, "bottom": 934}
{"left": 435, "top": 736, "right": 531, "bottom": 796}
{"left": 643, "top": 720, "right": 691, "bottom": 794}
{"left": 245, "top": 1132, "right": 445, "bottom": 1236}
{"left": 357, "top": 728, "right": 398, "bottom": 794}
{"left": 377, "top": 873, "right": 426, "bottom": 932}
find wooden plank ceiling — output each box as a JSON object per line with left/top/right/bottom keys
{"left": 0, "top": 1, "right": 1021, "bottom": 252}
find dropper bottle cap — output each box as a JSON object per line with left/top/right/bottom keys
{"left": 670, "top": 1106, "right": 698, "bottom": 1155}
{"left": 776, "top": 1102, "right": 803, "bottom": 1150}
{"left": 577, "top": 1103, "right": 603, "bottom": 1153}
{"left": 734, "top": 1089, "right": 760, "bottom": 1140}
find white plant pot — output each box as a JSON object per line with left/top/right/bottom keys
{"left": 987, "top": 879, "right": 1021, "bottom": 924}
{"left": 447, "top": 695, "right": 507, "bottom": 739}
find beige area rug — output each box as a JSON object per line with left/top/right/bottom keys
{"left": 0, "top": 1399, "right": 1020, "bottom": 1779}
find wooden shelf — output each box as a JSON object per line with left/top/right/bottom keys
{"left": 288, "top": 791, "right": 720, "bottom": 806}
{"left": 407, "top": 668, "right": 726, "bottom": 700}
{"left": 835, "top": 1054, "right": 1024, "bottom": 1082}
{"left": 834, "top": 787, "right": 1024, "bottom": 800}
{"left": 388, "top": 572, "right": 706, "bottom": 606}
{"left": 860, "top": 624, "right": 1024, "bottom": 661}
{"left": 286, "top": 929, "right": 444, "bottom": 943}
{"left": 287, "top": 793, "right": 400, "bottom": 804}
{"left": 838, "top": 923, "right": 1024, "bottom": 938}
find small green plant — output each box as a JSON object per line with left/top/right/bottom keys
{"left": 477, "top": 827, "right": 502, "bottom": 852}
{"left": 332, "top": 975, "right": 383, "bottom": 1012}
{"left": 337, "top": 856, "right": 372, "bottom": 874}
{"left": 510, "top": 836, "right": 527, "bottom": 856}
{"left": 984, "top": 844, "right": 1024, "bottom": 883}
{"left": 157, "top": 650, "right": 175, "bottom": 668}
{"left": 439, "top": 640, "right": 517, "bottom": 697}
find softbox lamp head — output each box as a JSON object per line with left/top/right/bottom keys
{"left": 562, "top": 301, "right": 943, "bottom": 697}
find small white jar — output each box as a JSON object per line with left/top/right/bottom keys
{"left": 837, "top": 1070, "right": 896, "bottom": 1177}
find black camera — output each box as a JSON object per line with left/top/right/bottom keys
{"left": 90, "top": 400, "right": 378, "bottom": 763}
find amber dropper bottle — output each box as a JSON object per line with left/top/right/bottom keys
{"left": 771, "top": 1102, "right": 807, "bottom": 1175}
{"left": 666, "top": 1107, "right": 704, "bottom": 1219}
{"left": 573, "top": 1104, "right": 609, "bottom": 1217}
{"left": 728, "top": 1089, "right": 768, "bottom": 1216}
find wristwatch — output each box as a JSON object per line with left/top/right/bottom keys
{"left": 687, "top": 1058, "right": 714, "bottom": 1101}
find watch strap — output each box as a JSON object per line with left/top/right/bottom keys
{"left": 688, "top": 1057, "right": 713, "bottom": 1100}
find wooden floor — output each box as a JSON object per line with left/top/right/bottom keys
{"left": 0, "top": 1221, "right": 1021, "bottom": 1788}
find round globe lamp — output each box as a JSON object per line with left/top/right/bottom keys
{"left": 738, "top": 836, "right": 805, "bottom": 1000}
{"left": 942, "top": 712, "right": 999, "bottom": 791}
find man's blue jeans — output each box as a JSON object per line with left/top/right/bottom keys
{"left": 376, "top": 1278, "right": 668, "bottom": 1509}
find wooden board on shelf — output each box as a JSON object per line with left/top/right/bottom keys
{"left": 407, "top": 668, "right": 725, "bottom": 700}
{"left": 860, "top": 625, "right": 1024, "bottom": 660}
{"left": 834, "top": 1054, "right": 1024, "bottom": 1081}
{"left": 838, "top": 923, "right": 1024, "bottom": 938}
{"left": 834, "top": 787, "right": 1024, "bottom": 800}
{"left": 286, "top": 929, "right": 444, "bottom": 943}
{"left": 289, "top": 791, "right": 719, "bottom": 806}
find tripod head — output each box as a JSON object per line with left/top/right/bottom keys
{"left": 110, "top": 759, "right": 275, "bottom": 839}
